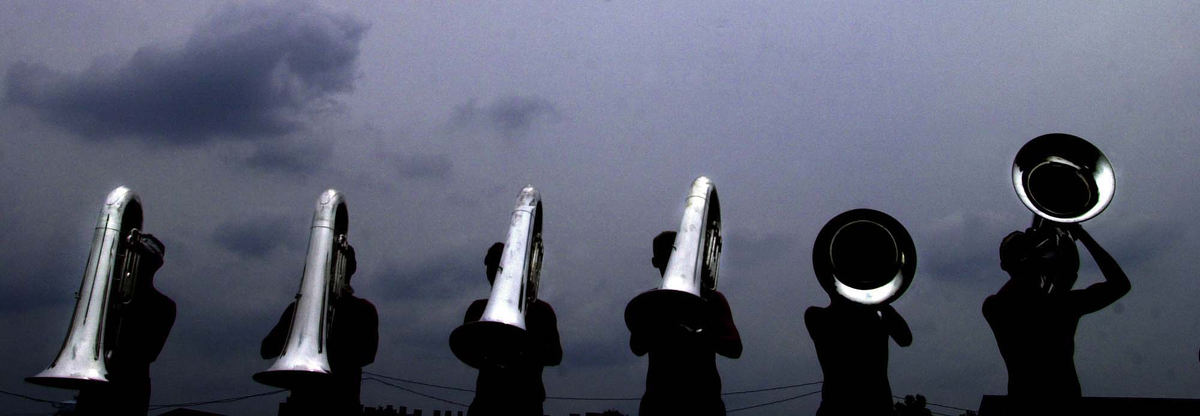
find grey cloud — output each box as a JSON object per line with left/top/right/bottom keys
{"left": 1097, "top": 217, "right": 1184, "bottom": 269}
{"left": 563, "top": 339, "right": 629, "bottom": 369}
{"left": 450, "top": 96, "right": 559, "bottom": 139}
{"left": 240, "top": 137, "right": 334, "bottom": 174}
{"left": 4, "top": 2, "right": 366, "bottom": 143}
{"left": 724, "top": 232, "right": 803, "bottom": 270}
{"left": 918, "top": 212, "right": 1015, "bottom": 282}
{"left": 0, "top": 246, "right": 77, "bottom": 313}
{"left": 212, "top": 215, "right": 297, "bottom": 258}
{"left": 396, "top": 153, "right": 453, "bottom": 180}
{"left": 369, "top": 250, "right": 483, "bottom": 302}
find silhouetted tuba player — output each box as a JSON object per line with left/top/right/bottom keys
{"left": 450, "top": 187, "right": 561, "bottom": 416}
{"left": 984, "top": 134, "right": 1130, "bottom": 412}
{"left": 625, "top": 177, "right": 741, "bottom": 416}
{"left": 805, "top": 209, "right": 916, "bottom": 416}
{"left": 257, "top": 190, "right": 378, "bottom": 416}
{"left": 27, "top": 187, "right": 175, "bottom": 416}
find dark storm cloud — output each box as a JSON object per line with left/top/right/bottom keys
{"left": 240, "top": 137, "right": 334, "bottom": 174}
{"left": 212, "top": 215, "right": 298, "bottom": 258}
{"left": 371, "top": 250, "right": 481, "bottom": 301}
{"left": 0, "top": 246, "right": 76, "bottom": 313}
{"left": 4, "top": 2, "right": 366, "bottom": 143}
{"left": 563, "top": 339, "right": 630, "bottom": 369}
{"left": 449, "top": 95, "right": 559, "bottom": 139}
{"left": 396, "top": 153, "right": 453, "bottom": 180}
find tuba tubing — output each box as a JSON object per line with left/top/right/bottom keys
{"left": 27, "top": 187, "right": 143, "bottom": 389}
{"left": 625, "top": 176, "right": 721, "bottom": 332}
{"left": 450, "top": 186, "right": 543, "bottom": 369}
{"left": 254, "top": 189, "right": 349, "bottom": 388}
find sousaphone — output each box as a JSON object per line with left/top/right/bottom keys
{"left": 625, "top": 176, "right": 721, "bottom": 331}
{"left": 1013, "top": 133, "right": 1115, "bottom": 227}
{"left": 450, "top": 186, "right": 544, "bottom": 369}
{"left": 813, "top": 209, "right": 916, "bottom": 305}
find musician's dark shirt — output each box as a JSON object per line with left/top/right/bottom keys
{"left": 630, "top": 290, "right": 741, "bottom": 416}
{"left": 262, "top": 295, "right": 379, "bottom": 412}
{"left": 464, "top": 299, "right": 562, "bottom": 416}
{"left": 806, "top": 303, "right": 905, "bottom": 416}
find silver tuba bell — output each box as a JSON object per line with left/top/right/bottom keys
{"left": 27, "top": 186, "right": 148, "bottom": 389}
{"left": 254, "top": 189, "right": 351, "bottom": 388}
{"left": 625, "top": 176, "right": 722, "bottom": 331}
{"left": 450, "top": 186, "right": 544, "bottom": 369}
{"left": 812, "top": 209, "right": 916, "bottom": 305}
{"left": 1013, "top": 133, "right": 1115, "bottom": 226}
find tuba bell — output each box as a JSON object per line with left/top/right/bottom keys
{"left": 625, "top": 176, "right": 722, "bottom": 332}
{"left": 27, "top": 186, "right": 149, "bottom": 389}
{"left": 812, "top": 208, "right": 916, "bottom": 305}
{"left": 1013, "top": 133, "right": 1115, "bottom": 226}
{"left": 450, "top": 186, "right": 544, "bottom": 369}
{"left": 254, "top": 189, "right": 351, "bottom": 388}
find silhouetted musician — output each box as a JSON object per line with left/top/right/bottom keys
{"left": 983, "top": 224, "right": 1129, "bottom": 411}
{"left": 465, "top": 242, "right": 562, "bottom": 416}
{"left": 632, "top": 231, "right": 742, "bottom": 416}
{"left": 76, "top": 233, "right": 175, "bottom": 416}
{"left": 262, "top": 244, "right": 378, "bottom": 415}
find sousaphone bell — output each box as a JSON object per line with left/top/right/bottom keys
{"left": 625, "top": 176, "right": 722, "bottom": 331}
{"left": 813, "top": 209, "right": 916, "bottom": 305}
{"left": 1013, "top": 133, "right": 1115, "bottom": 227}
{"left": 450, "top": 186, "right": 544, "bottom": 369}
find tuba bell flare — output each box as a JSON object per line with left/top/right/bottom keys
{"left": 27, "top": 187, "right": 145, "bottom": 389}
{"left": 625, "top": 176, "right": 722, "bottom": 332}
{"left": 1013, "top": 133, "right": 1115, "bottom": 225}
{"left": 254, "top": 189, "right": 350, "bottom": 388}
{"left": 812, "top": 209, "right": 916, "bottom": 306}
{"left": 450, "top": 186, "right": 544, "bottom": 369}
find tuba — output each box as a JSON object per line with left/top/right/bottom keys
{"left": 812, "top": 209, "right": 916, "bottom": 305}
{"left": 625, "top": 176, "right": 722, "bottom": 332}
{"left": 1013, "top": 133, "right": 1115, "bottom": 227}
{"left": 450, "top": 186, "right": 544, "bottom": 369}
{"left": 254, "top": 189, "right": 351, "bottom": 388}
{"left": 27, "top": 187, "right": 148, "bottom": 389}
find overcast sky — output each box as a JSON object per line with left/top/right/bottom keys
{"left": 1, "top": 2, "right": 1198, "bottom": 415}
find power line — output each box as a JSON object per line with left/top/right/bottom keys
{"left": 364, "top": 370, "right": 822, "bottom": 401}
{"left": 0, "top": 389, "right": 58, "bottom": 405}
{"left": 147, "top": 389, "right": 287, "bottom": 411}
{"left": 726, "top": 388, "right": 822, "bottom": 413}
{"left": 362, "top": 371, "right": 474, "bottom": 393}
{"left": 892, "top": 394, "right": 976, "bottom": 414}
{"left": 362, "top": 377, "right": 469, "bottom": 408}
{"left": 724, "top": 381, "right": 823, "bottom": 396}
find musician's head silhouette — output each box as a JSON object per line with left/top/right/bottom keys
{"left": 1000, "top": 228, "right": 1079, "bottom": 294}
{"left": 485, "top": 242, "right": 504, "bottom": 285}
{"left": 651, "top": 231, "right": 676, "bottom": 277}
